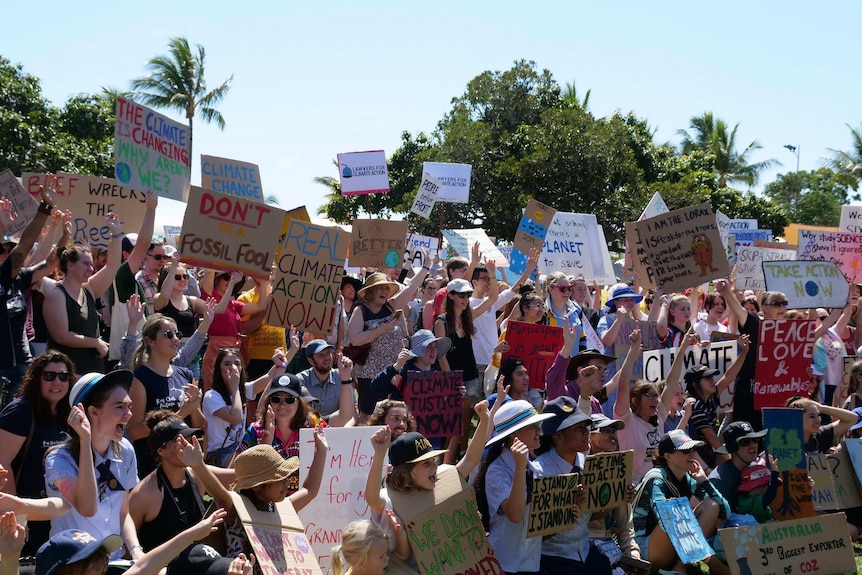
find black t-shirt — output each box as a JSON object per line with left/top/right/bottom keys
{"left": 0, "top": 398, "right": 68, "bottom": 498}
{"left": 0, "top": 257, "right": 34, "bottom": 368}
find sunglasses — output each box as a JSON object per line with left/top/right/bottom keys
{"left": 556, "top": 286, "right": 572, "bottom": 292}
{"left": 454, "top": 292, "right": 472, "bottom": 299}
{"left": 679, "top": 448, "right": 696, "bottom": 455}
{"left": 43, "top": 371, "right": 72, "bottom": 382}
{"left": 598, "top": 427, "right": 617, "bottom": 435}
{"left": 175, "top": 274, "right": 189, "bottom": 281}
{"left": 162, "top": 329, "right": 183, "bottom": 340}
{"left": 269, "top": 395, "right": 297, "bottom": 405}
{"left": 148, "top": 253, "right": 167, "bottom": 261}
{"left": 818, "top": 316, "right": 828, "bottom": 321}
{"left": 767, "top": 301, "right": 788, "bottom": 307}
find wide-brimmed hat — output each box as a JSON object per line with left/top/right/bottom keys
{"left": 232, "top": 445, "right": 299, "bottom": 491}
{"left": 388, "top": 432, "right": 448, "bottom": 467}
{"left": 541, "top": 396, "right": 591, "bottom": 436}
{"left": 684, "top": 365, "right": 720, "bottom": 385}
{"left": 358, "top": 272, "right": 400, "bottom": 300}
{"left": 715, "top": 420, "right": 768, "bottom": 454}
{"left": 148, "top": 418, "right": 205, "bottom": 453}
{"left": 446, "top": 278, "right": 473, "bottom": 294}
{"left": 565, "top": 349, "right": 617, "bottom": 380}
{"left": 341, "top": 275, "right": 363, "bottom": 293}
{"left": 658, "top": 429, "right": 705, "bottom": 456}
{"left": 590, "top": 413, "right": 625, "bottom": 431}
{"left": 486, "top": 400, "right": 555, "bottom": 447}
{"left": 37, "top": 530, "right": 123, "bottom": 575}
{"left": 69, "top": 370, "right": 133, "bottom": 407}
{"left": 409, "top": 330, "right": 451, "bottom": 360}
{"left": 606, "top": 283, "right": 644, "bottom": 306}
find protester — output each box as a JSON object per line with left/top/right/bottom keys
{"left": 843, "top": 360, "right": 862, "bottom": 410}
{"left": 330, "top": 520, "right": 395, "bottom": 575}
{"left": 368, "top": 329, "right": 451, "bottom": 405}
{"left": 707, "top": 421, "right": 776, "bottom": 516}
{"left": 366, "top": 400, "right": 416, "bottom": 440}
{"left": 812, "top": 304, "right": 851, "bottom": 406}
{"left": 657, "top": 293, "right": 693, "bottom": 348}
{"left": 785, "top": 396, "right": 856, "bottom": 453}
{"left": 543, "top": 271, "right": 583, "bottom": 354}
{"left": 693, "top": 290, "right": 731, "bottom": 342}
{"left": 153, "top": 256, "right": 208, "bottom": 354}
{"left": 294, "top": 339, "right": 358, "bottom": 425}
{"left": 341, "top": 275, "right": 362, "bottom": 323}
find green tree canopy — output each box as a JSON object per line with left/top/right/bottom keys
{"left": 764, "top": 168, "right": 858, "bottom": 226}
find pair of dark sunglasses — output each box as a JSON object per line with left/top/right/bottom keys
{"left": 175, "top": 274, "right": 189, "bottom": 281}
{"left": 43, "top": 371, "right": 72, "bottom": 382}
{"left": 270, "top": 395, "right": 297, "bottom": 405}
{"left": 453, "top": 292, "right": 472, "bottom": 299}
{"left": 162, "top": 330, "right": 183, "bottom": 340}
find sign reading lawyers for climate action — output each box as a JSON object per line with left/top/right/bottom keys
{"left": 200, "top": 155, "right": 263, "bottom": 202}
{"left": 404, "top": 371, "right": 463, "bottom": 439}
{"left": 422, "top": 161, "right": 471, "bottom": 203}
{"left": 527, "top": 473, "right": 578, "bottom": 538}
{"left": 179, "top": 186, "right": 282, "bottom": 279}
{"left": 502, "top": 321, "right": 563, "bottom": 391}
{"left": 581, "top": 450, "right": 634, "bottom": 514}
{"left": 267, "top": 220, "right": 348, "bottom": 336}
{"left": 754, "top": 320, "right": 817, "bottom": 410}
{"left": 0, "top": 169, "right": 38, "bottom": 234}
{"left": 337, "top": 150, "right": 389, "bottom": 196}
{"left": 349, "top": 219, "right": 408, "bottom": 268}
{"left": 763, "top": 260, "right": 849, "bottom": 309}
{"left": 628, "top": 202, "right": 729, "bottom": 292}
{"left": 719, "top": 513, "right": 855, "bottom": 575}
{"left": 114, "top": 97, "right": 190, "bottom": 201}
{"left": 655, "top": 498, "right": 712, "bottom": 564}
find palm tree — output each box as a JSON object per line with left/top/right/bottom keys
{"left": 562, "top": 79, "right": 590, "bottom": 111}
{"left": 827, "top": 124, "right": 862, "bottom": 179}
{"left": 677, "top": 112, "right": 779, "bottom": 188}
{"left": 130, "top": 37, "right": 232, "bottom": 169}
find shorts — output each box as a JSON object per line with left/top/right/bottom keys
{"left": 634, "top": 536, "right": 649, "bottom": 562}
{"left": 464, "top": 377, "right": 482, "bottom": 399}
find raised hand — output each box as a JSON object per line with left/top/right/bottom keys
{"left": 190, "top": 507, "right": 227, "bottom": 540}
{"left": 0, "top": 198, "right": 17, "bottom": 234}
{"left": 473, "top": 399, "right": 490, "bottom": 423}
{"left": 68, "top": 403, "right": 91, "bottom": 442}
{"left": 176, "top": 434, "right": 204, "bottom": 468}
{"left": 510, "top": 437, "right": 529, "bottom": 468}
{"left": 126, "top": 293, "right": 144, "bottom": 326}
{"left": 0, "top": 511, "right": 25, "bottom": 559}
{"left": 313, "top": 423, "right": 329, "bottom": 451}
{"left": 370, "top": 426, "right": 392, "bottom": 455}
{"left": 337, "top": 352, "right": 353, "bottom": 379}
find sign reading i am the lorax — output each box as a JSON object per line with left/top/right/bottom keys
{"left": 718, "top": 513, "right": 855, "bottom": 575}
{"left": 337, "top": 150, "right": 389, "bottom": 196}
{"left": 349, "top": 219, "right": 408, "bottom": 268}
{"left": 179, "top": 186, "right": 282, "bottom": 279}
{"left": 581, "top": 450, "right": 634, "bottom": 514}
{"left": 114, "top": 97, "right": 190, "bottom": 201}
{"left": 527, "top": 473, "right": 579, "bottom": 538}
{"left": 404, "top": 371, "right": 463, "bottom": 439}
{"left": 22, "top": 172, "right": 146, "bottom": 248}
{"left": 754, "top": 320, "right": 817, "bottom": 409}
{"left": 502, "top": 321, "right": 564, "bottom": 391}
{"left": 762, "top": 260, "right": 849, "bottom": 309}
{"left": 200, "top": 155, "right": 263, "bottom": 201}
{"left": 0, "top": 169, "right": 38, "bottom": 234}
{"left": 267, "top": 220, "right": 348, "bottom": 336}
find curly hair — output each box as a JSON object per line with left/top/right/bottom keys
{"left": 368, "top": 400, "right": 416, "bottom": 434}
{"left": 17, "top": 351, "right": 75, "bottom": 425}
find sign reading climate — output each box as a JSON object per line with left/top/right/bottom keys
{"left": 337, "top": 150, "right": 389, "bottom": 196}
{"left": 200, "top": 155, "right": 263, "bottom": 201}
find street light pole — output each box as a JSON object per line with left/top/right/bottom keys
{"left": 784, "top": 144, "right": 801, "bottom": 216}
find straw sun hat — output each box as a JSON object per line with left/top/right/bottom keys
{"left": 232, "top": 444, "right": 299, "bottom": 491}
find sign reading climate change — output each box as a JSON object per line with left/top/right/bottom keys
{"left": 200, "top": 155, "right": 263, "bottom": 201}
{"left": 337, "top": 150, "right": 389, "bottom": 195}
{"left": 114, "top": 97, "right": 190, "bottom": 201}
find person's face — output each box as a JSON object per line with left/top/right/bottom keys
{"left": 145, "top": 245, "right": 167, "bottom": 274}
{"left": 733, "top": 437, "right": 760, "bottom": 464}
{"left": 558, "top": 421, "right": 591, "bottom": 454}
{"left": 581, "top": 361, "right": 608, "bottom": 394}
{"left": 509, "top": 365, "right": 530, "bottom": 394}
{"left": 373, "top": 285, "right": 390, "bottom": 304}
{"left": 590, "top": 426, "right": 619, "bottom": 453}
{"left": 614, "top": 296, "right": 635, "bottom": 313}
{"left": 803, "top": 406, "right": 821, "bottom": 437}
{"left": 671, "top": 386, "right": 684, "bottom": 410}
{"left": 851, "top": 284, "right": 861, "bottom": 305}
{"left": 90, "top": 387, "right": 133, "bottom": 442}
{"left": 173, "top": 265, "right": 190, "bottom": 292}
{"left": 409, "top": 458, "right": 439, "bottom": 490}
{"left": 635, "top": 389, "right": 660, "bottom": 421}
{"left": 572, "top": 282, "right": 589, "bottom": 303}
{"left": 423, "top": 281, "right": 438, "bottom": 296}
{"left": 215, "top": 274, "right": 231, "bottom": 296}
{"left": 311, "top": 348, "right": 334, "bottom": 372}
{"left": 93, "top": 249, "right": 108, "bottom": 270}
{"left": 269, "top": 393, "right": 299, "bottom": 420}
{"left": 522, "top": 299, "right": 546, "bottom": 323}
{"left": 220, "top": 353, "right": 242, "bottom": 384}
{"left": 698, "top": 377, "right": 717, "bottom": 398}
{"left": 363, "top": 539, "right": 390, "bottom": 574}
{"left": 341, "top": 284, "right": 355, "bottom": 300}
{"left": 449, "top": 291, "right": 471, "bottom": 310}
{"left": 707, "top": 297, "right": 726, "bottom": 319}
{"left": 448, "top": 265, "right": 467, "bottom": 280}
{"left": 550, "top": 280, "right": 572, "bottom": 304}
{"left": 472, "top": 271, "right": 491, "bottom": 293}
{"left": 256, "top": 477, "right": 289, "bottom": 503}
{"left": 666, "top": 447, "right": 697, "bottom": 472}
{"left": 743, "top": 300, "right": 758, "bottom": 314}
{"left": 385, "top": 407, "right": 409, "bottom": 439}
{"left": 40, "top": 361, "right": 71, "bottom": 405}
{"left": 671, "top": 301, "right": 691, "bottom": 324}
{"left": 513, "top": 422, "right": 542, "bottom": 451}
{"left": 150, "top": 320, "right": 181, "bottom": 357}
{"left": 763, "top": 297, "right": 788, "bottom": 320}
{"left": 420, "top": 341, "right": 438, "bottom": 364}
{"left": 70, "top": 252, "right": 95, "bottom": 281}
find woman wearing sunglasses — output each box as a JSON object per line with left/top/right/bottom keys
{"left": 0, "top": 351, "right": 75, "bottom": 556}
{"left": 543, "top": 272, "right": 584, "bottom": 355}
{"left": 153, "top": 257, "right": 208, "bottom": 346}
{"left": 128, "top": 314, "right": 205, "bottom": 478}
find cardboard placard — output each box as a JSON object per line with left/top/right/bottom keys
{"left": 754, "top": 321, "right": 817, "bottom": 409}
{"left": 349, "top": 219, "right": 408, "bottom": 268}
{"left": 807, "top": 450, "right": 862, "bottom": 511}
{"left": 526, "top": 473, "right": 579, "bottom": 538}
{"left": 714, "top": 210, "right": 733, "bottom": 264}
{"left": 114, "top": 97, "right": 190, "bottom": 201}
{"left": 297, "top": 427, "right": 387, "bottom": 575}
{"left": 843, "top": 437, "right": 862, "bottom": 494}
{"left": 626, "top": 193, "right": 671, "bottom": 278}
{"left": 769, "top": 469, "right": 815, "bottom": 521}
{"left": 442, "top": 228, "right": 509, "bottom": 267}
{"left": 719, "top": 513, "right": 854, "bottom": 575}
{"left": 581, "top": 450, "right": 633, "bottom": 513}
{"left": 734, "top": 246, "right": 798, "bottom": 291}
{"left": 753, "top": 239, "right": 797, "bottom": 251}
{"left": 627, "top": 203, "right": 729, "bottom": 291}
{"left": 797, "top": 228, "right": 862, "bottom": 285}
{"left": 421, "top": 162, "right": 471, "bottom": 204}
{"left": 763, "top": 408, "right": 806, "bottom": 471}
{"left": 654, "top": 498, "right": 713, "bottom": 564}
{"left": 337, "top": 150, "right": 389, "bottom": 196}
{"left": 179, "top": 186, "right": 283, "bottom": 279}
{"left": 762, "top": 260, "right": 849, "bottom": 309}
{"left": 267, "top": 220, "right": 349, "bottom": 336}
{"left": 199, "top": 154, "right": 263, "bottom": 202}
{"left": 22, "top": 172, "right": 147, "bottom": 247}
{"left": 0, "top": 169, "right": 38, "bottom": 234}
{"left": 410, "top": 174, "right": 441, "bottom": 219}
{"left": 839, "top": 204, "right": 862, "bottom": 234}
{"left": 835, "top": 356, "right": 858, "bottom": 408}
{"left": 501, "top": 321, "right": 564, "bottom": 390}
{"left": 229, "top": 492, "right": 322, "bottom": 575}
{"left": 510, "top": 198, "right": 556, "bottom": 274}
{"left": 643, "top": 341, "right": 738, "bottom": 412}
{"left": 403, "top": 372, "right": 463, "bottom": 439}
{"left": 274, "top": 205, "right": 313, "bottom": 262}
{"left": 542, "top": 212, "right": 615, "bottom": 285}
{"left": 404, "top": 234, "right": 441, "bottom": 269}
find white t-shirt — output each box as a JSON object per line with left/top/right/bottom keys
{"left": 203, "top": 389, "right": 246, "bottom": 452}
{"left": 693, "top": 320, "right": 729, "bottom": 343}
{"left": 617, "top": 403, "right": 668, "bottom": 484}
{"left": 470, "top": 289, "right": 515, "bottom": 365}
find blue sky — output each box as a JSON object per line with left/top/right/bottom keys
{"left": 6, "top": 1, "right": 861, "bottom": 227}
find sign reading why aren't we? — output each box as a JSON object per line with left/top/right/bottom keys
{"left": 337, "top": 150, "right": 389, "bottom": 195}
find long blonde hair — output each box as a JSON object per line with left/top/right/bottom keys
{"left": 331, "top": 520, "right": 389, "bottom": 575}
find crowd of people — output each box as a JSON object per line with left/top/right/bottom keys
{"left": 0, "top": 179, "right": 859, "bottom": 575}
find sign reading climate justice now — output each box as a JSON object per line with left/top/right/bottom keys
{"left": 337, "top": 150, "right": 389, "bottom": 196}
{"left": 422, "top": 161, "right": 471, "bottom": 203}
{"left": 762, "top": 260, "right": 849, "bottom": 309}
{"left": 797, "top": 228, "right": 862, "bottom": 285}
{"left": 199, "top": 154, "right": 263, "bottom": 202}
{"left": 754, "top": 320, "right": 817, "bottom": 409}
{"left": 404, "top": 371, "right": 463, "bottom": 439}
{"left": 0, "top": 169, "right": 38, "bottom": 234}
{"left": 114, "top": 97, "right": 190, "bottom": 201}
{"left": 22, "top": 172, "right": 147, "bottom": 248}
{"left": 527, "top": 473, "right": 579, "bottom": 538}
{"left": 266, "top": 220, "right": 349, "bottom": 336}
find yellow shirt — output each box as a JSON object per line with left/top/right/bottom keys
{"left": 238, "top": 288, "right": 286, "bottom": 360}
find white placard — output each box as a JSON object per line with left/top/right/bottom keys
{"left": 404, "top": 233, "right": 441, "bottom": 268}
{"left": 763, "top": 260, "right": 850, "bottom": 309}
{"left": 729, "top": 219, "right": 758, "bottom": 231}
{"left": 839, "top": 205, "right": 862, "bottom": 234}
{"left": 541, "top": 213, "right": 614, "bottom": 285}
{"left": 734, "top": 245, "right": 798, "bottom": 290}
{"left": 640, "top": 192, "right": 669, "bottom": 220}
{"left": 337, "top": 150, "right": 389, "bottom": 196}
{"left": 422, "top": 162, "right": 471, "bottom": 203}
{"left": 410, "top": 173, "right": 441, "bottom": 218}
{"left": 643, "top": 340, "right": 738, "bottom": 412}
{"left": 442, "top": 228, "right": 508, "bottom": 267}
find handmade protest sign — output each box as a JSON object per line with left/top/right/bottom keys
{"left": 754, "top": 320, "right": 816, "bottom": 409}
{"left": 23, "top": 172, "right": 146, "bottom": 248}
{"left": 510, "top": 198, "right": 556, "bottom": 274}
{"left": 199, "top": 154, "right": 263, "bottom": 202}
{"left": 442, "top": 228, "right": 509, "bottom": 267}
{"left": 733, "top": 229, "right": 773, "bottom": 253}
{"left": 644, "top": 341, "right": 738, "bottom": 412}
{"left": 729, "top": 219, "right": 758, "bottom": 231}
{"left": 404, "top": 233, "right": 441, "bottom": 269}
{"left": 581, "top": 450, "right": 633, "bottom": 513}
{"left": 842, "top": 438, "right": 862, "bottom": 494}
{"left": 835, "top": 356, "right": 857, "bottom": 408}
{"left": 763, "top": 408, "right": 806, "bottom": 470}
{"left": 349, "top": 219, "right": 408, "bottom": 268}
{"left": 0, "top": 170, "right": 38, "bottom": 234}
{"left": 163, "top": 225, "right": 181, "bottom": 239}
{"left": 273, "top": 205, "right": 312, "bottom": 262}
{"left": 808, "top": 450, "right": 862, "bottom": 512}
{"left": 527, "top": 473, "right": 578, "bottom": 538}
{"left": 769, "top": 469, "right": 815, "bottom": 521}
{"left": 627, "top": 203, "right": 729, "bottom": 291}
{"left": 179, "top": 186, "right": 282, "bottom": 279}
{"left": 337, "top": 150, "right": 389, "bottom": 196}
{"left": 267, "top": 220, "right": 348, "bottom": 336}
{"left": 542, "top": 212, "right": 615, "bottom": 285}
{"left": 421, "top": 162, "right": 471, "bottom": 203}
{"left": 625, "top": 192, "right": 670, "bottom": 278}
{"left": 410, "top": 173, "right": 441, "bottom": 219}
{"left": 839, "top": 204, "right": 862, "bottom": 234}
{"left": 298, "top": 427, "right": 387, "bottom": 575}
{"left": 502, "top": 321, "right": 563, "bottom": 392}
{"left": 229, "top": 492, "right": 322, "bottom": 575}
{"left": 403, "top": 371, "right": 463, "bottom": 439}
{"left": 734, "top": 246, "right": 798, "bottom": 291}
{"left": 719, "top": 513, "right": 854, "bottom": 575}
{"left": 114, "top": 97, "right": 190, "bottom": 201}
{"left": 654, "top": 498, "right": 712, "bottom": 564}
{"left": 763, "top": 260, "right": 849, "bottom": 308}
{"left": 797, "top": 228, "right": 862, "bottom": 284}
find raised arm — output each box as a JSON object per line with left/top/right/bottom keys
{"left": 8, "top": 179, "right": 58, "bottom": 279}
{"left": 85, "top": 213, "right": 123, "bottom": 299}
{"left": 662, "top": 329, "right": 695, "bottom": 410}
{"left": 390, "top": 249, "right": 431, "bottom": 312}
{"left": 718, "top": 274, "right": 748, "bottom": 327}
{"left": 125, "top": 191, "right": 158, "bottom": 275}
{"left": 153, "top": 256, "right": 180, "bottom": 311}
{"left": 327, "top": 354, "right": 358, "bottom": 427}
{"left": 289, "top": 424, "right": 329, "bottom": 511}
{"left": 364, "top": 427, "right": 391, "bottom": 517}
{"left": 455, "top": 400, "right": 491, "bottom": 478}
{"left": 471, "top": 261, "right": 499, "bottom": 317}
{"left": 614, "top": 327, "right": 642, "bottom": 419}
{"left": 716, "top": 334, "right": 750, "bottom": 395}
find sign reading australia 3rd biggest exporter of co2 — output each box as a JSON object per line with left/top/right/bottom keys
{"left": 336, "top": 150, "right": 389, "bottom": 196}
